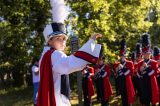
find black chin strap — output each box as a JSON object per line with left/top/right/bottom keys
{"left": 144, "top": 59, "right": 150, "bottom": 63}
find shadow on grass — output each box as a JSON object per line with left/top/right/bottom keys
{"left": 70, "top": 91, "right": 122, "bottom": 106}
{"left": 70, "top": 76, "right": 142, "bottom": 106}
{"left": 0, "top": 77, "right": 145, "bottom": 106}
{"left": 71, "top": 93, "right": 142, "bottom": 106}
{"left": 0, "top": 86, "right": 33, "bottom": 106}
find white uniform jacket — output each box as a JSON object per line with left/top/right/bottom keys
{"left": 39, "top": 39, "right": 101, "bottom": 106}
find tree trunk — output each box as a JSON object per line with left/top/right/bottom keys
{"left": 70, "top": 35, "right": 82, "bottom": 106}
{"left": 77, "top": 71, "right": 83, "bottom": 106}
{"left": 0, "top": 73, "right": 5, "bottom": 89}
{"left": 23, "top": 73, "right": 28, "bottom": 88}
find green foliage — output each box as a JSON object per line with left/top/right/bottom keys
{"left": 0, "top": 0, "right": 51, "bottom": 86}
{"left": 0, "top": 0, "right": 160, "bottom": 86}
{"left": 68, "top": 0, "right": 160, "bottom": 63}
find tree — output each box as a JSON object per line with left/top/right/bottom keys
{"left": 0, "top": 0, "right": 50, "bottom": 86}
{"left": 0, "top": 0, "right": 160, "bottom": 97}
{"left": 67, "top": 0, "right": 160, "bottom": 61}
{"left": 148, "top": 0, "right": 160, "bottom": 47}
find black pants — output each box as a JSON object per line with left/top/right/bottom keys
{"left": 101, "top": 99, "right": 108, "bottom": 106}
{"left": 95, "top": 78, "right": 101, "bottom": 101}
{"left": 137, "top": 78, "right": 144, "bottom": 104}
{"left": 82, "top": 77, "right": 92, "bottom": 106}
{"left": 139, "top": 75, "right": 152, "bottom": 106}
{"left": 114, "top": 76, "right": 120, "bottom": 96}
{"left": 117, "top": 75, "right": 129, "bottom": 106}
{"left": 132, "top": 76, "right": 139, "bottom": 95}
{"left": 157, "top": 76, "right": 160, "bottom": 105}
{"left": 99, "top": 78, "right": 109, "bottom": 106}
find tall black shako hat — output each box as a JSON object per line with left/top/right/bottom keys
{"left": 136, "top": 43, "right": 142, "bottom": 58}
{"left": 131, "top": 51, "right": 136, "bottom": 61}
{"left": 119, "top": 39, "right": 127, "bottom": 56}
{"left": 43, "top": 23, "right": 67, "bottom": 43}
{"left": 43, "top": 0, "right": 69, "bottom": 43}
{"left": 153, "top": 46, "right": 160, "bottom": 60}
{"left": 141, "top": 33, "right": 152, "bottom": 53}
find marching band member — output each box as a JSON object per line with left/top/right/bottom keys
{"left": 137, "top": 33, "right": 159, "bottom": 106}
{"left": 153, "top": 46, "right": 160, "bottom": 105}
{"left": 131, "top": 51, "right": 138, "bottom": 95}
{"left": 114, "top": 39, "right": 135, "bottom": 106}
{"left": 113, "top": 60, "right": 120, "bottom": 96}
{"left": 36, "top": 0, "right": 102, "bottom": 106}
{"left": 82, "top": 65, "right": 95, "bottom": 106}
{"left": 134, "top": 43, "right": 143, "bottom": 104}
{"left": 94, "top": 57, "right": 113, "bottom": 106}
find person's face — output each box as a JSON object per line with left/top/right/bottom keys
{"left": 120, "top": 56, "right": 125, "bottom": 61}
{"left": 99, "top": 60, "right": 104, "bottom": 65}
{"left": 35, "top": 61, "right": 39, "bottom": 65}
{"left": 143, "top": 52, "right": 151, "bottom": 59}
{"left": 137, "top": 55, "right": 142, "bottom": 61}
{"left": 137, "top": 57, "right": 142, "bottom": 61}
{"left": 48, "top": 35, "right": 67, "bottom": 51}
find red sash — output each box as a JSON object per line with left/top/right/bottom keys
{"left": 103, "top": 77, "right": 113, "bottom": 100}
{"left": 37, "top": 49, "right": 56, "bottom": 106}
{"left": 126, "top": 75, "right": 135, "bottom": 104}
{"left": 88, "top": 78, "right": 94, "bottom": 100}
{"left": 150, "top": 75, "right": 159, "bottom": 104}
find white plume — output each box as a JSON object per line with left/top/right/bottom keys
{"left": 50, "top": 0, "right": 69, "bottom": 23}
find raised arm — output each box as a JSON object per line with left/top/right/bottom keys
{"left": 52, "top": 37, "right": 102, "bottom": 75}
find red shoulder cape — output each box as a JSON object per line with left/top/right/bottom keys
{"left": 150, "top": 60, "right": 159, "bottom": 105}
{"left": 125, "top": 61, "right": 135, "bottom": 104}
{"left": 137, "top": 60, "right": 159, "bottom": 105}
{"left": 103, "top": 65, "right": 113, "bottom": 101}
{"left": 37, "top": 49, "right": 56, "bottom": 106}
{"left": 113, "top": 61, "right": 135, "bottom": 104}
{"left": 87, "top": 67, "right": 95, "bottom": 100}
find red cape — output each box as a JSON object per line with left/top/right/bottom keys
{"left": 103, "top": 65, "right": 113, "bottom": 101}
{"left": 150, "top": 60, "right": 159, "bottom": 104}
{"left": 103, "top": 77, "right": 113, "bottom": 100}
{"left": 137, "top": 60, "right": 159, "bottom": 105}
{"left": 150, "top": 75, "right": 159, "bottom": 104}
{"left": 37, "top": 49, "right": 56, "bottom": 106}
{"left": 114, "top": 61, "right": 135, "bottom": 104}
{"left": 88, "top": 78, "right": 94, "bottom": 100}
{"left": 87, "top": 67, "right": 95, "bottom": 100}
{"left": 125, "top": 61, "right": 135, "bottom": 104}
{"left": 125, "top": 75, "right": 135, "bottom": 104}
{"left": 94, "top": 65, "right": 113, "bottom": 101}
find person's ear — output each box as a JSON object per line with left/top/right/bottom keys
{"left": 48, "top": 39, "right": 53, "bottom": 46}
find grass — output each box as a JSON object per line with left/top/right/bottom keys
{"left": 0, "top": 86, "right": 33, "bottom": 106}
{"left": 0, "top": 85, "right": 158, "bottom": 106}
{"left": 70, "top": 87, "right": 141, "bottom": 106}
